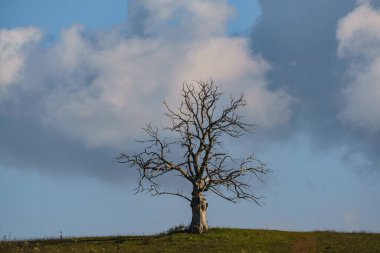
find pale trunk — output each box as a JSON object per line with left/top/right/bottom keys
{"left": 189, "top": 193, "right": 208, "bottom": 234}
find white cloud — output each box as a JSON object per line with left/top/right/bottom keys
{"left": 337, "top": 3, "right": 380, "bottom": 59}
{"left": 3, "top": 0, "right": 294, "bottom": 148}
{"left": 175, "top": 36, "right": 294, "bottom": 128}
{"left": 244, "top": 86, "right": 296, "bottom": 128}
{"left": 340, "top": 59, "right": 380, "bottom": 130}
{"left": 0, "top": 27, "right": 42, "bottom": 88}
{"left": 179, "top": 37, "right": 269, "bottom": 83}
{"left": 337, "top": 3, "right": 380, "bottom": 131}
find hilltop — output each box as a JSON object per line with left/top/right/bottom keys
{"left": 1, "top": 228, "right": 379, "bottom": 252}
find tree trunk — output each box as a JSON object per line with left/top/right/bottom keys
{"left": 189, "top": 193, "right": 208, "bottom": 234}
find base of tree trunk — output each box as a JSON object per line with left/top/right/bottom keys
{"left": 189, "top": 223, "right": 208, "bottom": 234}
{"left": 189, "top": 194, "right": 208, "bottom": 234}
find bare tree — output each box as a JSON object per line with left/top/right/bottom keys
{"left": 116, "top": 80, "right": 269, "bottom": 234}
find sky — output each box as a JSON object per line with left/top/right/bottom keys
{"left": 1, "top": 0, "right": 380, "bottom": 239}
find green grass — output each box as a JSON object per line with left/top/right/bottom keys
{"left": 1, "top": 228, "right": 379, "bottom": 253}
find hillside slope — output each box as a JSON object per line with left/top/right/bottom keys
{"left": 1, "top": 228, "right": 379, "bottom": 252}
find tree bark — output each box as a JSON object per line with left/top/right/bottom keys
{"left": 189, "top": 193, "right": 208, "bottom": 234}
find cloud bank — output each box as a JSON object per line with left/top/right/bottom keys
{"left": 250, "top": 0, "right": 380, "bottom": 172}
{"left": 1, "top": 0, "right": 380, "bottom": 181}
{"left": 0, "top": 0, "right": 293, "bottom": 179}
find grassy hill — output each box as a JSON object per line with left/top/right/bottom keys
{"left": 1, "top": 228, "right": 379, "bottom": 253}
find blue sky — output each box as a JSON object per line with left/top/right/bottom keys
{"left": 1, "top": 0, "right": 380, "bottom": 239}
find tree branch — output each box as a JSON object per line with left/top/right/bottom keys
{"left": 117, "top": 80, "right": 269, "bottom": 205}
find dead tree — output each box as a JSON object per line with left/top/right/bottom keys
{"left": 116, "top": 80, "right": 269, "bottom": 234}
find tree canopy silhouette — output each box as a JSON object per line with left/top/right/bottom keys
{"left": 117, "top": 80, "right": 269, "bottom": 234}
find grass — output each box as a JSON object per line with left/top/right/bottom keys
{"left": 1, "top": 228, "right": 379, "bottom": 253}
